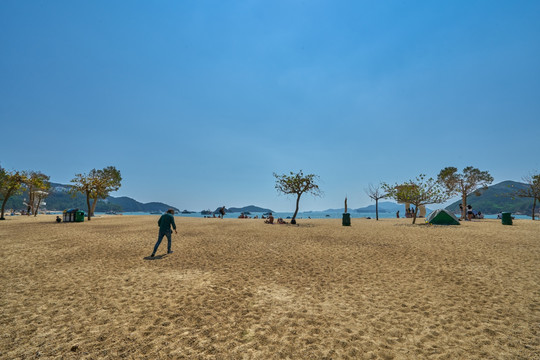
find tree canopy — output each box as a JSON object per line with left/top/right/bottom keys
{"left": 273, "top": 170, "right": 321, "bottom": 224}
{"left": 70, "top": 166, "right": 122, "bottom": 220}
{"left": 23, "top": 171, "right": 51, "bottom": 216}
{"left": 0, "top": 167, "right": 26, "bottom": 220}
{"left": 383, "top": 174, "right": 449, "bottom": 224}
{"left": 438, "top": 166, "right": 493, "bottom": 219}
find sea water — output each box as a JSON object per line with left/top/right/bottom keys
{"left": 97, "top": 211, "right": 533, "bottom": 220}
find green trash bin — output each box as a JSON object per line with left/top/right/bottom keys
{"left": 501, "top": 212, "right": 512, "bottom": 225}
{"left": 342, "top": 213, "right": 351, "bottom": 226}
{"left": 75, "top": 210, "right": 85, "bottom": 222}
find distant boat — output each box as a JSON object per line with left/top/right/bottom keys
{"left": 106, "top": 211, "right": 122, "bottom": 215}
{"left": 201, "top": 210, "right": 212, "bottom": 215}
{"left": 150, "top": 211, "right": 162, "bottom": 215}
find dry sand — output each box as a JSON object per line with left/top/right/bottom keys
{"left": 1, "top": 215, "right": 539, "bottom": 359}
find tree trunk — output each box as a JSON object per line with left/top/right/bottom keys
{"left": 412, "top": 207, "right": 418, "bottom": 224}
{"left": 34, "top": 197, "right": 42, "bottom": 216}
{"left": 0, "top": 197, "right": 8, "bottom": 220}
{"left": 292, "top": 194, "right": 301, "bottom": 223}
{"left": 533, "top": 197, "right": 537, "bottom": 221}
{"left": 86, "top": 191, "right": 92, "bottom": 221}
{"left": 375, "top": 199, "right": 379, "bottom": 220}
{"left": 461, "top": 194, "right": 467, "bottom": 220}
{"left": 91, "top": 197, "right": 98, "bottom": 218}
{"left": 0, "top": 188, "right": 14, "bottom": 220}
{"left": 28, "top": 188, "right": 35, "bottom": 216}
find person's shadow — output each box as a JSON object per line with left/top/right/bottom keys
{"left": 143, "top": 254, "right": 168, "bottom": 260}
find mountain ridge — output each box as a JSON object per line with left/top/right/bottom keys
{"left": 445, "top": 180, "right": 535, "bottom": 215}
{"left": 5, "top": 182, "right": 180, "bottom": 213}
{"left": 323, "top": 202, "right": 432, "bottom": 213}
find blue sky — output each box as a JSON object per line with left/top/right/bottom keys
{"left": 1, "top": 1, "right": 539, "bottom": 211}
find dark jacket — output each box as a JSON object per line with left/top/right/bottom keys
{"left": 158, "top": 213, "right": 176, "bottom": 232}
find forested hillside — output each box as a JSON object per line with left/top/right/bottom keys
{"left": 3, "top": 183, "right": 178, "bottom": 213}
{"left": 445, "top": 181, "right": 536, "bottom": 215}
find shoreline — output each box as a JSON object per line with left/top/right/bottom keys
{"left": 3, "top": 211, "right": 536, "bottom": 220}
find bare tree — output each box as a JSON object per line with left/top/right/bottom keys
{"left": 516, "top": 172, "right": 540, "bottom": 220}
{"left": 365, "top": 183, "right": 386, "bottom": 220}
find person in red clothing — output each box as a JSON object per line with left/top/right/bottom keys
{"left": 150, "top": 209, "right": 177, "bottom": 257}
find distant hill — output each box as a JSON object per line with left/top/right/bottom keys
{"left": 356, "top": 201, "right": 411, "bottom": 213}
{"left": 214, "top": 205, "right": 274, "bottom": 213}
{"left": 323, "top": 202, "right": 432, "bottom": 213}
{"left": 102, "top": 196, "right": 179, "bottom": 213}
{"left": 445, "top": 181, "right": 534, "bottom": 215}
{"left": 4, "top": 182, "right": 179, "bottom": 213}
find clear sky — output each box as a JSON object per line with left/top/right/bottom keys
{"left": 1, "top": 1, "right": 539, "bottom": 212}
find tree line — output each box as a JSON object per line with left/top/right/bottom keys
{"left": 2, "top": 164, "right": 538, "bottom": 223}
{"left": 0, "top": 165, "right": 121, "bottom": 221}
{"left": 275, "top": 167, "right": 540, "bottom": 224}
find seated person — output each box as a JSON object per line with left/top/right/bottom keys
{"left": 264, "top": 214, "right": 274, "bottom": 224}
{"left": 56, "top": 216, "right": 62, "bottom": 223}
{"left": 277, "top": 217, "right": 287, "bottom": 224}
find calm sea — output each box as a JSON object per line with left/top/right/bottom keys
{"left": 94, "top": 211, "right": 534, "bottom": 220}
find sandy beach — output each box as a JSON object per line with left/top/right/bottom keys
{"left": 1, "top": 215, "right": 538, "bottom": 359}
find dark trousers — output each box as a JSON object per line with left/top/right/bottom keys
{"left": 153, "top": 229, "right": 172, "bottom": 254}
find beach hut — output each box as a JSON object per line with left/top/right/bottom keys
{"left": 426, "top": 209, "right": 460, "bottom": 225}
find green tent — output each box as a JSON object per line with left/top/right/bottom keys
{"left": 426, "top": 209, "right": 460, "bottom": 225}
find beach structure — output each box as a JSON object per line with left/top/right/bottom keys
{"left": 63, "top": 209, "right": 85, "bottom": 222}
{"left": 426, "top": 209, "right": 460, "bottom": 225}
{"left": 402, "top": 203, "right": 426, "bottom": 217}
{"left": 395, "top": 184, "right": 426, "bottom": 217}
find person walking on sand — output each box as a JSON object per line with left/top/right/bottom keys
{"left": 151, "top": 209, "right": 177, "bottom": 257}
